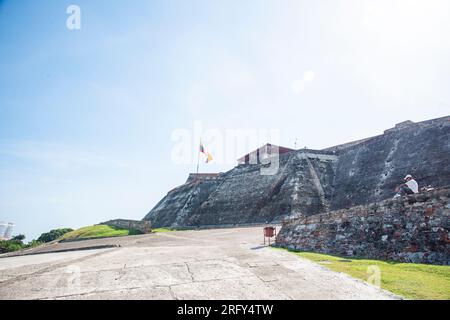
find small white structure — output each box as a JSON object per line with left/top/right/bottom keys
{"left": 3, "top": 223, "right": 14, "bottom": 240}
{"left": 0, "top": 221, "right": 7, "bottom": 239}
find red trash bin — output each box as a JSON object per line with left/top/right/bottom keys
{"left": 263, "top": 226, "right": 276, "bottom": 245}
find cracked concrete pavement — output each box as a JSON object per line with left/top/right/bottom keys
{"left": 0, "top": 227, "right": 400, "bottom": 300}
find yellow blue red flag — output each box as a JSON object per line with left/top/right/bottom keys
{"left": 199, "top": 142, "right": 213, "bottom": 163}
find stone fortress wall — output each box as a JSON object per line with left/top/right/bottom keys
{"left": 329, "top": 116, "right": 450, "bottom": 210}
{"left": 144, "top": 150, "right": 338, "bottom": 227}
{"left": 144, "top": 116, "right": 449, "bottom": 230}
{"left": 276, "top": 189, "right": 450, "bottom": 265}
{"left": 100, "top": 219, "right": 151, "bottom": 234}
{"left": 143, "top": 116, "right": 449, "bottom": 264}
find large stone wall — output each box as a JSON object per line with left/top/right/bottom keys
{"left": 143, "top": 116, "right": 450, "bottom": 230}
{"left": 330, "top": 116, "right": 450, "bottom": 210}
{"left": 144, "top": 151, "right": 338, "bottom": 227}
{"left": 100, "top": 219, "right": 151, "bottom": 234}
{"left": 146, "top": 177, "right": 224, "bottom": 227}
{"left": 276, "top": 189, "right": 450, "bottom": 265}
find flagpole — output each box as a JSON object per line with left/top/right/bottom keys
{"left": 196, "top": 139, "right": 200, "bottom": 174}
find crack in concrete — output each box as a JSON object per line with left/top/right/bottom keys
{"left": 167, "top": 285, "right": 179, "bottom": 300}
{"left": 184, "top": 262, "right": 195, "bottom": 282}
{"left": 114, "top": 263, "right": 127, "bottom": 281}
{"left": 37, "top": 286, "right": 143, "bottom": 300}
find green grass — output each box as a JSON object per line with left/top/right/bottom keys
{"left": 281, "top": 249, "right": 450, "bottom": 300}
{"left": 152, "top": 228, "right": 177, "bottom": 233}
{"left": 60, "top": 225, "right": 142, "bottom": 241}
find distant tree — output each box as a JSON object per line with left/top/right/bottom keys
{"left": 37, "top": 228, "right": 73, "bottom": 243}
{"left": 11, "top": 234, "right": 26, "bottom": 242}
{"left": 0, "top": 239, "right": 24, "bottom": 254}
{"left": 0, "top": 234, "right": 46, "bottom": 254}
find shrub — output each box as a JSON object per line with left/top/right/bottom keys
{"left": 25, "top": 240, "right": 43, "bottom": 248}
{"left": 0, "top": 240, "right": 24, "bottom": 254}
{"left": 37, "top": 228, "right": 73, "bottom": 243}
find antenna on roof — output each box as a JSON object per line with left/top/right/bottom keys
{"left": 294, "top": 138, "right": 298, "bottom": 149}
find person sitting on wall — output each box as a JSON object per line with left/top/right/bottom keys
{"left": 394, "top": 174, "right": 419, "bottom": 198}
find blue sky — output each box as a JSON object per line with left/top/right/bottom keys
{"left": 1, "top": 0, "right": 449, "bottom": 241}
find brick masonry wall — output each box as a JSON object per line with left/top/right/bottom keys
{"left": 276, "top": 189, "right": 450, "bottom": 265}
{"left": 100, "top": 219, "right": 151, "bottom": 234}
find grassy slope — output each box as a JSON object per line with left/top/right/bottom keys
{"left": 60, "top": 225, "right": 142, "bottom": 240}
{"left": 286, "top": 250, "right": 450, "bottom": 300}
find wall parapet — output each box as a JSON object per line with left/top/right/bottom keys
{"left": 276, "top": 189, "right": 450, "bottom": 265}
{"left": 100, "top": 219, "right": 151, "bottom": 234}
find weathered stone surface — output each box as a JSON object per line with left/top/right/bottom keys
{"left": 145, "top": 151, "right": 337, "bottom": 227}
{"left": 144, "top": 116, "right": 450, "bottom": 230}
{"left": 99, "top": 219, "right": 151, "bottom": 234}
{"left": 146, "top": 177, "right": 225, "bottom": 227}
{"left": 276, "top": 189, "right": 450, "bottom": 265}
{"left": 330, "top": 116, "right": 450, "bottom": 210}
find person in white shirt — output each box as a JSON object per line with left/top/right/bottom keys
{"left": 394, "top": 174, "right": 419, "bottom": 198}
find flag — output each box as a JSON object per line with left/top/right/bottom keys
{"left": 199, "top": 142, "right": 213, "bottom": 163}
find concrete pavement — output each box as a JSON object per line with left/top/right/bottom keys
{"left": 0, "top": 227, "right": 400, "bottom": 300}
